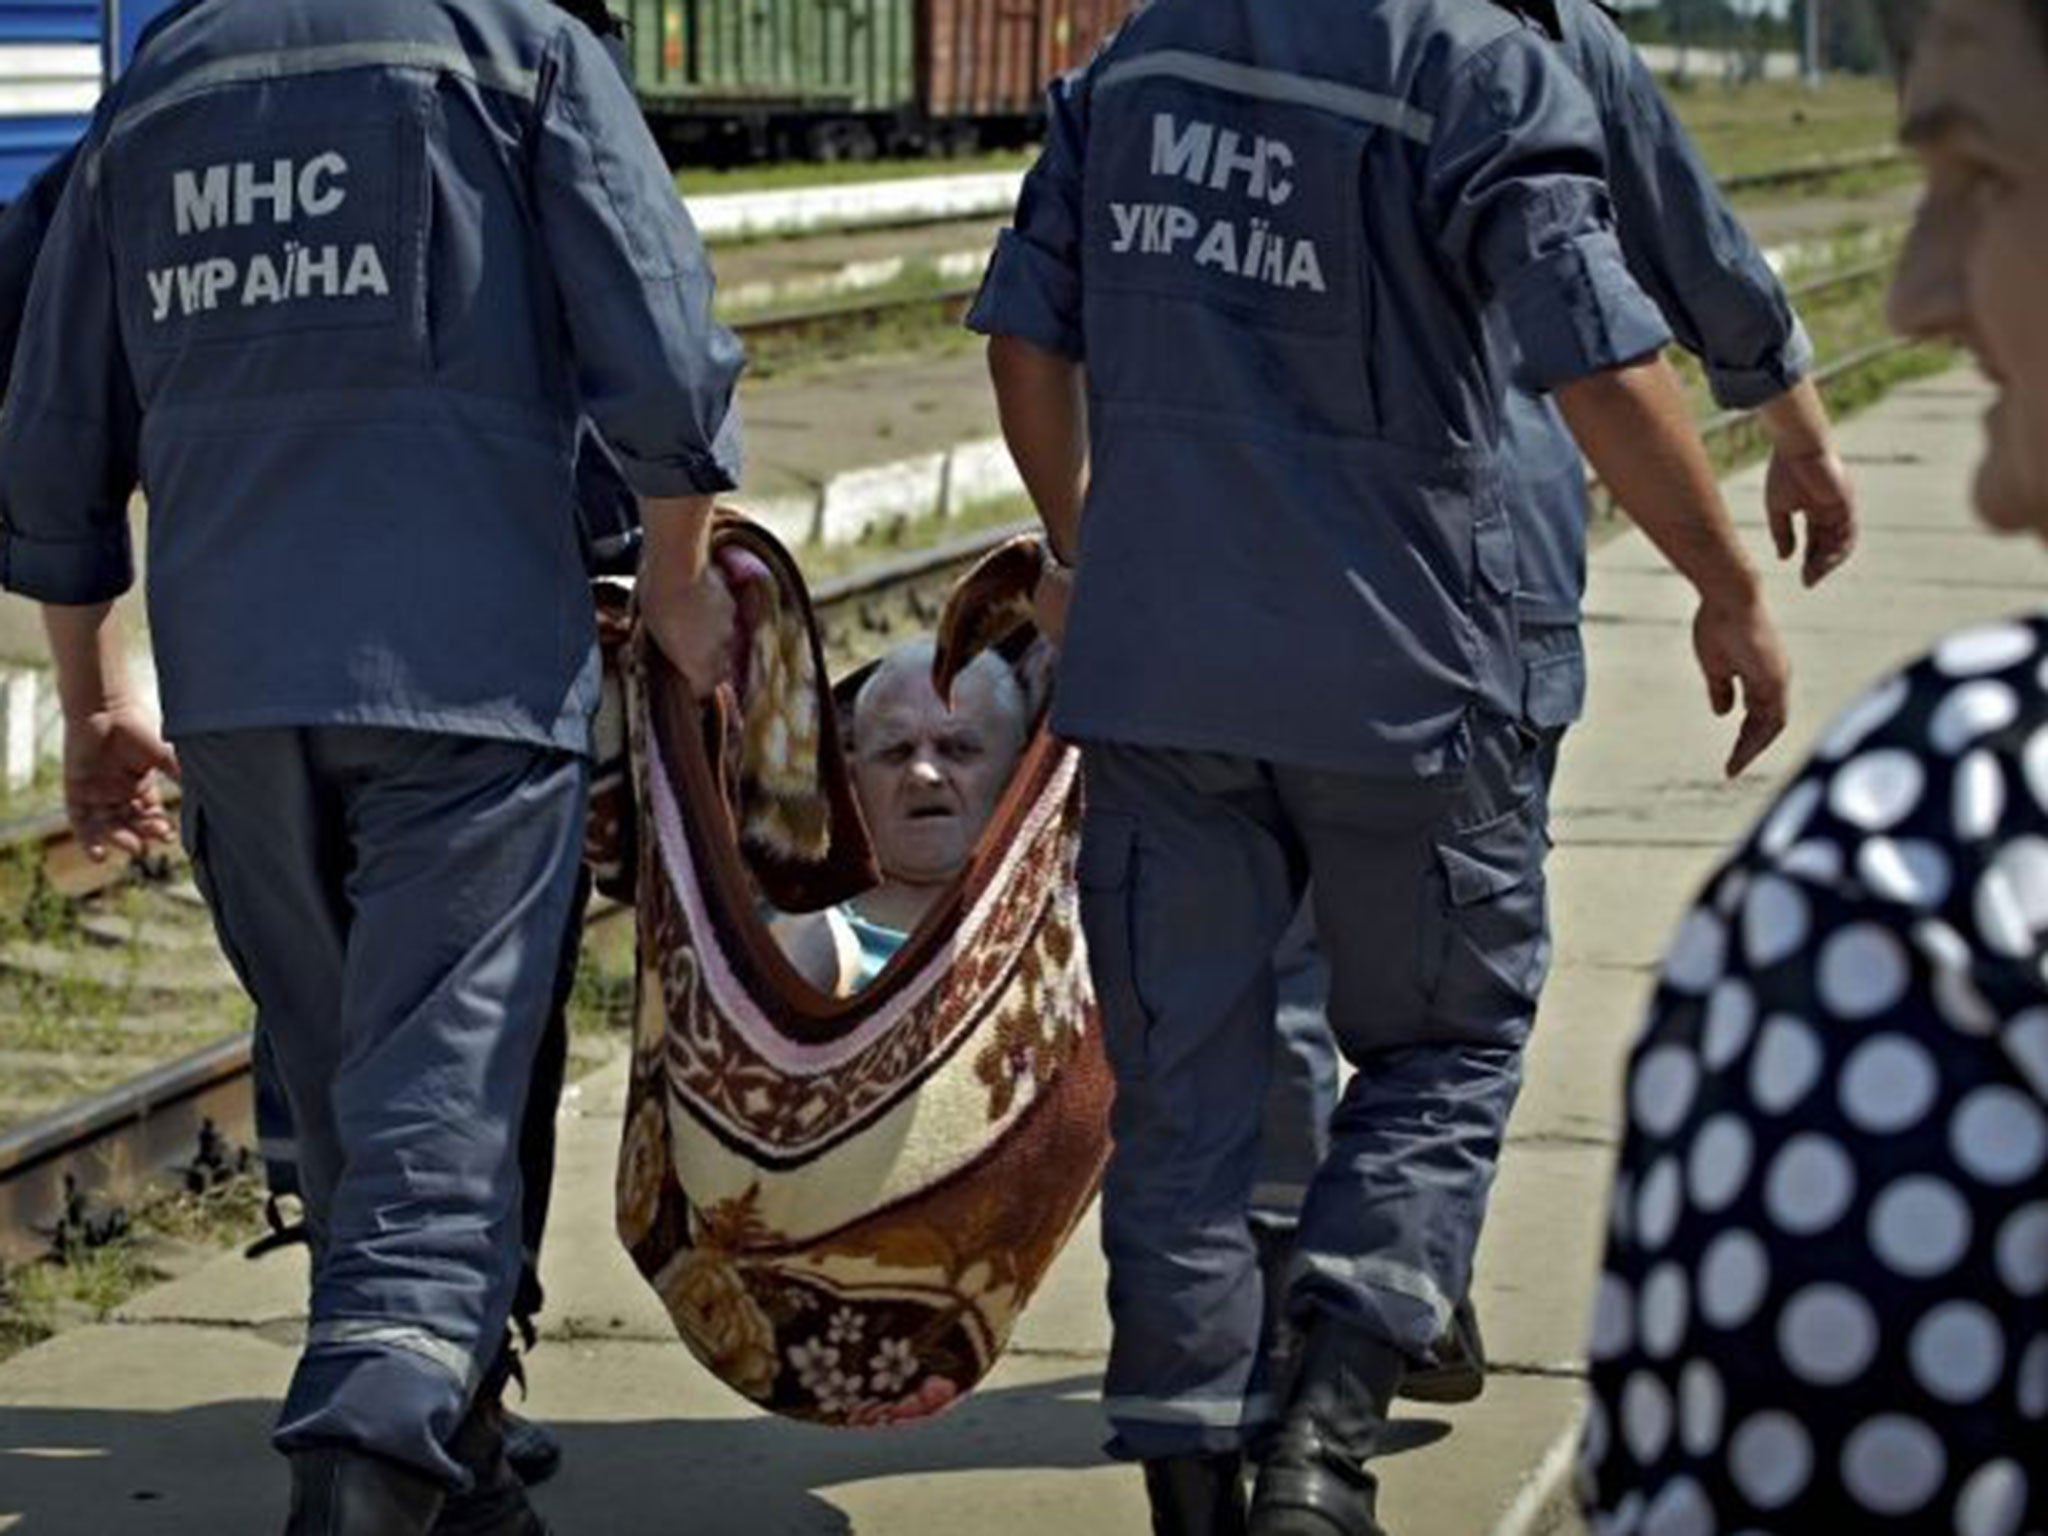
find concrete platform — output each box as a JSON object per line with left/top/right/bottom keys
{"left": 0, "top": 368, "right": 2021, "bottom": 1535}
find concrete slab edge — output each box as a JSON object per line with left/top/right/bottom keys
{"left": 1486, "top": 1402, "right": 1585, "bottom": 1536}
{"left": 0, "top": 649, "right": 155, "bottom": 793}
{"left": 692, "top": 172, "right": 1025, "bottom": 244}
{"left": 722, "top": 248, "right": 987, "bottom": 314}
{"left": 747, "top": 433, "right": 1025, "bottom": 547}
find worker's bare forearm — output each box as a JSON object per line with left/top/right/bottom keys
{"left": 638, "top": 493, "right": 719, "bottom": 581}
{"left": 41, "top": 601, "right": 134, "bottom": 720}
{"left": 987, "top": 334, "right": 1088, "bottom": 561}
{"left": 1756, "top": 375, "right": 1834, "bottom": 457}
{"left": 1555, "top": 354, "right": 1762, "bottom": 611}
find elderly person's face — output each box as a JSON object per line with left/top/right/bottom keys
{"left": 853, "top": 664, "right": 1023, "bottom": 886}
{"left": 1889, "top": 0, "right": 2048, "bottom": 533}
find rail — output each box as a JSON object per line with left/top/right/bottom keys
{"left": 1720, "top": 146, "right": 1908, "bottom": 194}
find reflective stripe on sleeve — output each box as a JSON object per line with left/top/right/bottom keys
{"left": 1095, "top": 50, "right": 1435, "bottom": 144}
{"left": 91, "top": 39, "right": 541, "bottom": 184}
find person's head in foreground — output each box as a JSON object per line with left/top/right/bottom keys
{"left": 1889, "top": 0, "right": 2048, "bottom": 532}
{"left": 850, "top": 640, "right": 1030, "bottom": 930}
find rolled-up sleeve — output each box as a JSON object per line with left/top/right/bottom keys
{"left": 535, "top": 22, "right": 744, "bottom": 497}
{"left": 965, "top": 63, "right": 1088, "bottom": 360}
{"left": 1429, "top": 33, "right": 1669, "bottom": 393}
{"left": 0, "top": 148, "right": 139, "bottom": 606}
{"left": 1572, "top": 3, "right": 1810, "bottom": 409}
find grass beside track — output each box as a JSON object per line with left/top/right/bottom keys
{"left": 0, "top": 881, "right": 642, "bottom": 1367}
{"left": 1667, "top": 76, "right": 1902, "bottom": 181}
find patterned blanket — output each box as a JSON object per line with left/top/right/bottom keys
{"left": 611, "top": 520, "right": 1113, "bottom": 1426}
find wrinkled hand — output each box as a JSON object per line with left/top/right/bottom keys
{"left": 1694, "top": 596, "right": 1791, "bottom": 778}
{"left": 1031, "top": 563, "right": 1074, "bottom": 648}
{"left": 640, "top": 560, "right": 736, "bottom": 700}
{"left": 1766, "top": 446, "right": 1857, "bottom": 588}
{"left": 63, "top": 702, "right": 179, "bottom": 860}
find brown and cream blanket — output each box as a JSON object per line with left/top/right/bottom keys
{"left": 604, "top": 520, "right": 1112, "bottom": 1426}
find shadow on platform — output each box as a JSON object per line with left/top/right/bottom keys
{"left": 0, "top": 1372, "right": 1450, "bottom": 1534}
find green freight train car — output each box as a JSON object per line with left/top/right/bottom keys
{"left": 620, "top": 0, "right": 1141, "bottom": 161}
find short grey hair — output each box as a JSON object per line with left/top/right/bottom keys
{"left": 852, "top": 638, "right": 1028, "bottom": 755}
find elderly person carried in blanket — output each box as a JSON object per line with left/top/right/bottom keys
{"left": 769, "top": 638, "right": 1031, "bottom": 993}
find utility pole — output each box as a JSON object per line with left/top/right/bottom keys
{"left": 1804, "top": 0, "right": 1825, "bottom": 87}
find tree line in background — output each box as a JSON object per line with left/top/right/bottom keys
{"left": 1616, "top": 0, "right": 1895, "bottom": 74}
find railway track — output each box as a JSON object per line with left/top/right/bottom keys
{"left": 688, "top": 144, "right": 1912, "bottom": 247}
{"left": 728, "top": 281, "right": 980, "bottom": 359}
{"left": 0, "top": 252, "right": 1928, "bottom": 1268}
{"left": 727, "top": 248, "right": 1900, "bottom": 372}
{"left": 1720, "top": 146, "right": 1908, "bottom": 195}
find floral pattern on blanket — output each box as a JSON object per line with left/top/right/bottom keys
{"left": 647, "top": 781, "right": 1087, "bottom": 1160}
{"left": 615, "top": 632, "right": 1113, "bottom": 1426}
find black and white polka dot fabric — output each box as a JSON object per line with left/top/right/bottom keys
{"left": 1580, "top": 617, "right": 2048, "bottom": 1535}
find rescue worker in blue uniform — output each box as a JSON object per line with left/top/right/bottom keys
{"left": 1255, "top": 0, "right": 1862, "bottom": 1408}
{"left": 0, "top": 0, "right": 743, "bottom": 1530}
{"left": 0, "top": 18, "right": 640, "bottom": 1498}
{"left": 970, "top": 1, "right": 1794, "bottom": 1531}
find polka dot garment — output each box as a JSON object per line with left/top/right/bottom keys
{"left": 1580, "top": 618, "right": 2048, "bottom": 1535}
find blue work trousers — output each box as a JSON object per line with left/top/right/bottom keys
{"left": 1251, "top": 904, "right": 1334, "bottom": 1230}
{"left": 178, "top": 727, "right": 588, "bottom": 1487}
{"left": 1256, "top": 723, "right": 1568, "bottom": 1235}
{"left": 1079, "top": 722, "right": 1551, "bottom": 1460}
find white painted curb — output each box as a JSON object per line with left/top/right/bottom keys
{"left": 0, "top": 647, "right": 163, "bottom": 796}
{"left": 689, "top": 172, "right": 1024, "bottom": 244}
{"left": 746, "top": 432, "right": 1025, "bottom": 549}
{"left": 0, "top": 666, "right": 37, "bottom": 793}
{"left": 1762, "top": 224, "right": 1901, "bottom": 280}
{"left": 1635, "top": 43, "right": 1798, "bottom": 81}
{"left": 1488, "top": 1403, "right": 1586, "bottom": 1536}
{"left": 722, "top": 246, "right": 987, "bottom": 314}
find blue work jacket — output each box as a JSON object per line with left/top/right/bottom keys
{"left": 0, "top": 0, "right": 743, "bottom": 755}
{"left": 0, "top": 143, "right": 79, "bottom": 390}
{"left": 969, "top": 0, "right": 1668, "bottom": 776}
{"left": 1508, "top": 0, "right": 1811, "bottom": 729}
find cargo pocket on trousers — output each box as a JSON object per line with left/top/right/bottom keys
{"left": 1077, "top": 811, "right": 1153, "bottom": 1082}
{"left": 1423, "top": 794, "right": 1553, "bottom": 1029}
{"left": 1522, "top": 632, "right": 1586, "bottom": 734}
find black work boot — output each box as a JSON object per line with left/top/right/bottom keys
{"left": 1247, "top": 1319, "right": 1403, "bottom": 1536}
{"left": 502, "top": 1411, "right": 563, "bottom": 1487}
{"left": 1142, "top": 1451, "right": 1249, "bottom": 1536}
{"left": 1397, "top": 1297, "right": 1486, "bottom": 1405}
{"left": 431, "top": 1350, "right": 552, "bottom": 1536}
{"left": 285, "top": 1448, "right": 445, "bottom": 1536}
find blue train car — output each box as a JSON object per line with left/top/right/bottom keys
{"left": 0, "top": 0, "right": 180, "bottom": 203}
